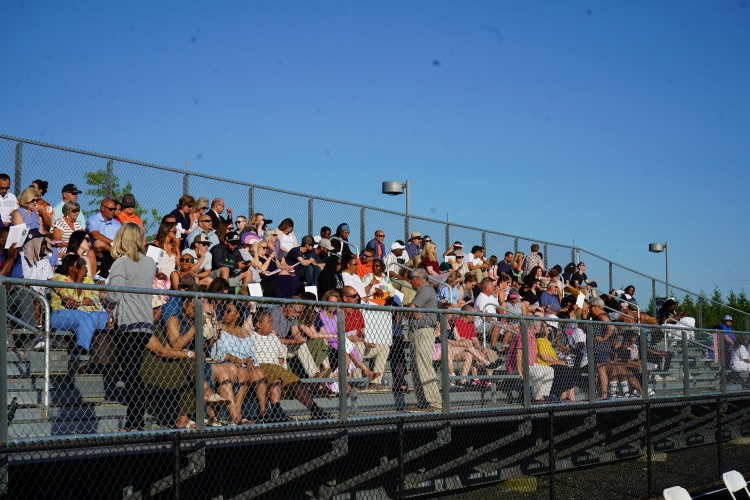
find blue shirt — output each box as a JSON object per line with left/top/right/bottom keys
{"left": 185, "top": 227, "right": 220, "bottom": 249}
{"left": 86, "top": 212, "right": 121, "bottom": 241}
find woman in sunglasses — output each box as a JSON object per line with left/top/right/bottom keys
{"left": 49, "top": 254, "right": 110, "bottom": 357}
{"left": 52, "top": 201, "right": 84, "bottom": 254}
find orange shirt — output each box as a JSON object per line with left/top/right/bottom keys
{"left": 356, "top": 258, "right": 372, "bottom": 278}
{"left": 117, "top": 211, "right": 143, "bottom": 227}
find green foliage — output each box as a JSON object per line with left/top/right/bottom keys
{"left": 83, "top": 169, "right": 160, "bottom": 235}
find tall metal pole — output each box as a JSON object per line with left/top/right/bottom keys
{"left": 665, "top": 242, "right": 670, "bottom": 298}
{"left": 405, "top": 179, "right": 411, "bottom": 240}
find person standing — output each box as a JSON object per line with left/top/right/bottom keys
{"left": 406, "top": 269, "right": 441, "bottom": 412}
{"left": 105, "top": 223, "right": 157, "bottom": 431}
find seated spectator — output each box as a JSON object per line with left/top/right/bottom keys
{"left": 112, "top": 199, "right": 122, "bottom": 220}
{"left": 330, "top": 223, "right": 355, "bottom": 263}
{"left": 341, "top": 286, "right": 388, "bottom": 386}
{"left": 285, "top": 235, "right": 320, "bottom": 286}
{"left": 521, "top": 244, "right": 543, "bottom": 280}
{"left": 487, "top": 255, "right": 499, "bottom": 283}
{"left": 510, "top": 252, "right": 524, "bottom": 285}
{"left": 53, "top": 184, "right": 85, "bottom": 227}
{"left": 86, "top": 198, "right": 121, "bottom": 276}
{"left": 451, "top": 305, "right": 498, "bottom": 386}
{"left": 151, "top": 215, "right": 180, "bottom": 276}
{"left": 188, "top": 197, "right": 209, "bottom": 231}
{"left": 313, "top": 225, "right": 331, "bottom": 244}
{"left": 539, "top": 282, "right": 561, "bottom": 313}
{"left": 497, "top": 251, "right": 514, "bottom": 277}
{"left": 170, "top": 253, "right": 200, "bottom": 290}
{"left": 440, "top": 249, "right": 464, "bottom": 273}
{"left": 729, "top": 333, "right": 750, "bottom": 388}
{"left": 30, "top": 180, "right": 53, "bottom": 231}
{"left": 523, "top": 266, "right": 544, "bottom": 286}
{"left": 562, "top": 262, "right": 576, "bottom": 285}
{"left": 534, "top": 311, "right": 576, "bottom": 402}
{"left": 506, "top": 318, "right": 554, "bottom": 402}
{"left": 365, "top": 230, "right": 387, "bottom": 260}
{"left": 276, "top": 218, "right": 297, "bottom": 256}
{"left": 181, "top": 234, "right": 213, "bottom": 286}
{"left": 474, "top": 278, "right": 503, "bottom": 350}
{"left": 49, "top": 254, "right": 109, "bottom": 357}
{"left": 185, "top": 212, "right": 219, "bottom": 249}
{"left": 12, "top": 187, "right": 48, "bottom": 233}
{"left": 66, "top": 230, "right": 97, "bottom": 280}
{"left": 52, "top": 200, "right": 84, "bottom": 254}
{"left": 234, "top": 215, "right": 247, "bottom": 234}
{"left": 296, "top": 297, "right": 332, "bottom": 381}
{"left": 466, "top": 245, "right": 490, "bottom": 283}
{"left": 116, "top": 194, "right": 143, "bottom": 227}
{"left": 602, "top": 335, "right": 644, "bottom": 398}
{"left": 251, "top": 310, "right": 331, "bottom": 420}
{"left": 589, "top": 297, "right": 615, "bottom": 399}
{"left": 461, "top": 274, "right": 479, "bottom": 303}
{"left": 341, "top": 256, "right": 367, "bottom": 300}
{"left": 411, "top": 241, "right": 441, "bottom": 276}
{"left": 22, "top": 231, "right": 55, "bottom": 293}
{"left": 258, "top": 230, "right": 300, "bottom": 298}
{"left": 210, "top": 231, "right": 254, "bottom": 288}
{"left": 658, "top": 297, "right": 688, "bottom": 325}
{"left": 571, "top": 262, "right": 597, "bottom": 293}
{"left": 311, "top": 238, "right": 333, "bottom": 271}
{"left": 404, "top": 232, "right": 422, "bottom": 260}
{"left": 0, "top": 226, "right": 22, "bottom": 279}
{"left": 169, "top": 195, "right": 195, "bottom": 250}
{"left": 212, "top": 301, "right": 271, "bottom": 423}
{"left": 438, "top": 271, "right": 463, "bottom": 305}
{"left": 317, "top": 255, "right": 343, "bottom": 297}
{"left": 240, "top": 213, "right": 265, "bottom": 246}
{"left": 362, "top": 259, "right": 396, "bottom": 306}
{"left": 521, "top": 279, "right": 544, "bottom": 313}
{"left": 356, "top": 248, "right": 375, "bottom": 278}
{"left": 269, "top": 301, "right": 319, "bottom": 379}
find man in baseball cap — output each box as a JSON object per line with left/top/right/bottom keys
{"left": 116, "top": 193, "right": 143, "bottom": 227}
{"left": 53, "top": 183, "right": 85, "bottom": 225}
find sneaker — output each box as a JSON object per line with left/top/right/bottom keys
{"left": 483, "top": 381, "right": 493, "bottom": 388}
{"left": 648, "top": 388, "right": 656, "bottom": 396}
{"left": 471, "top": 379, "right": 481, "bottom": 386}
{"left": 32, "top": 338, "right": 47, "bottom": 351}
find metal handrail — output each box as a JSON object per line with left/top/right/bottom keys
{"left": 329, "top": 237, "right": 359, "bottom": 261}
{"left": 393, "top": 262, "right": 450, "bottom": 302}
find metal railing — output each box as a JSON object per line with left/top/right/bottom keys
{"left": 2, "top": 134, "right": 748, "bottom": 331}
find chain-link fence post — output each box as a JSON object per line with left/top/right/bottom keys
{"left": 337, "top": 306, "right": 348, "bottom": 422}
{"left": 652, "top": 279, "right": 657, "bottom": 314}
{"left": 308, "top": 198, "right": 314, "bottom": 237}
{"left": 646, "top": 400, "right": 653, "bottom": 498}
{"left": 520, "top": 320, "right": 531, "bottom": 409}
{"left": 0, "top": 285, "right": 7, "bottom": 445}
{"left": 683, "top": 330, "right": 690, "bottom": 397}
{"left": 586, "top": 323, "right": 596, "bottom": 402}
{"left": 608, "top": 262, "right": 613, "bottom": 291}
{"left": 440, "top": 313, "right": 450, "bottom": 414}
{"left": 444, "top": 224, "right": 450, "bottom": 253}
{"left": 14, "top": 142, "right": 23, "bottom": 197}
{"left": 360, "top": 207, "right": 365, "bottom": 251}
{"left": 105, "top": 159, "right": 114, "bottom": 199}
{"left": 549, "top": 410, "right": 556, "bottom": 499}
{"left": 543, "top": 244, "right": 548, "bottom": 270}
{"left": 640, "top": 324, "right": 649, "bottom": 401}
{"left": 514, "top": 237, "right": 519, "bottom": 254}
{"left": 248, "top": 186, "right": 254, "bottom": 220}
{"left": 481, "top": 232, "right": 486, "bottom": 252}
{"left": 698, "top": 297, "right": 704, "bottom": 328}
{"left": 717, "top": 396, "right": 723, "bottom": 477}
{"left": 183, "top": 171, "right": 189, "bottom": 197}
{"left": 719, "top": 333, "right": 727, "bottom": 394}
{"left": 194, "top": 297, "right": 205, "bottom": 431}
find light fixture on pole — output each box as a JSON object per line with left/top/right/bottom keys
{"left": 382, "top": 180, "right": 410, "bottom": 241}
{"left": 648, "top": 242, "right": 670, "bottom": 297}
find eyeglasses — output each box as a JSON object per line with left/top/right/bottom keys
{"left": 101, "top": 205, "right": 116, "bottom": 210}
{"left": 70, "top": 209, "right": 80, "bottom": 213}
{"left": 361, "top": 255, "right": 373, "bottom": 260}
{"left": 199, "top": 219, "right": 212, "bottom": 223}
{"left": 376, "top": 234, "right": 385, "bottom": 238}
{"left": 180, "top": 258, "right": 194, "bottom": 263}
{"left": 31, "top": 198, "right": 40, "bottom": 203}
{"left": 343, "top": 294, "right": 359, "bottom": 299}
{"left": 424, "top": 239, "right": 432, "bottom": 243}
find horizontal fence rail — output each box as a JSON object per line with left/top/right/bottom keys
{"left": 2, "top": 133, "right": 748, "bottom": 331}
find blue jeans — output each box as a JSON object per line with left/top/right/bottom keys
{"left": 50, "top": 309, "right": 109, "bottom": 350}
{"left": 296, "top": 264, "right": 321, "bottom": 286}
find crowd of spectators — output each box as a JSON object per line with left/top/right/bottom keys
{"left": 0, "top": 174, "right": 728, "bottom": 425}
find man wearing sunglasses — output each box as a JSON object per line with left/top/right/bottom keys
{"left": 185, "top": 212, "right": 220, "bottom": 249}
{"left": 86, "top": 198, "right": 122, "bottom": 277}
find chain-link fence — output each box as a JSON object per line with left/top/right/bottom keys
{"left": 2, "top": 133, "right": 749, "bottom": 332}
{"left": 2, "top": 276, "right": 750, "bottom": 497}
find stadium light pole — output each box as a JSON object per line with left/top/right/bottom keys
{"left": 382, "top": 180, "right": 410, "bottom": 242}
{"left": 649, "top": 242, "right": 669, "bottom": 297}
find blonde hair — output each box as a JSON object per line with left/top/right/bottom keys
{"left": 111, "top": 223, "right": 146, "bottom": 261}
{"left": 18, "top": 187, "right": 40, "bottom": 207}
{"left": 191, "top": 197, "right": 209, "bottom": 213}
{"left": 513, "top": 252, "right": 524, "bottom": 265}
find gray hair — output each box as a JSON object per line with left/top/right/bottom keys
{"left": 589, "top": 297, "right": 605, "bottom": 309}
{"left": 411, "top": 268, "right": 429, "bottom": 280}
{"left": 62, "top": 200, "right": 80, "bottom": 217}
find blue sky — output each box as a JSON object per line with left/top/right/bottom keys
{"left": 2, "top": 1, "right": 749, "bottom": 298}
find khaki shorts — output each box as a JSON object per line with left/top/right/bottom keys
{"left": 260, "top": 363, "right": 300, "bottom": 389}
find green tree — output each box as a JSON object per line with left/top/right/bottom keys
{"left": 83, "top": 169, "right": 159, "bottom": 235}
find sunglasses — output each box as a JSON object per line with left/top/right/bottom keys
{"left": 343, "top": 294, "right": 359, "bottom": 299}
{"left": 180, "top": 258, "right": 194, "bottom": 263}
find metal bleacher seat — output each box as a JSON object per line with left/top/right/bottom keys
{"left": 662, "top": 485, "right": 692, "bottom": 500}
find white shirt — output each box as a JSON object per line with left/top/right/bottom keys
{"left": 343, "top": 271, "right": 367, "bottom": 300}
{"left": 474, "top": 291, "right": 500, "bottom": 330}
{"left": 571, "top": 328, "right": 588, "bottom": 367}
{"left": 251, "top": 331, "right": 284, "bottom": 365}
{"left": 731, "top": 345, "right": 750, "bottom": 373}
{"left": 0, "top": 192, "right": 18, "bottom": 225}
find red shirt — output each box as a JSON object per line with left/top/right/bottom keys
{"left": 344, "top": 308, "right": 365, "bottom": 336}
{"left": 455, "top": 319, "right": 476, "bottom": 340}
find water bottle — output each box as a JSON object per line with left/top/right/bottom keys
{"left": 382, "top": 374, "right": 391, "bottom": 389}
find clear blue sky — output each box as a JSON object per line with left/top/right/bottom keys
{"left": 2, "top": 1, "right": 749, "bottom": 298}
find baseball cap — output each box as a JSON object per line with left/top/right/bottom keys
{"left": 225, "top": 231, "right": 240, "bottom": 243}
{"left": 121, "top": 193, "right": 136, "bottom": 208}
{"left": 62, "top": 184, "right": 82, "bottom": 195}
{"left": 193, "top": 233, "right": 210, "bottom": 245}
{"left": 724, "top": 315, "right": 733, "bottom": 322}
{"left": 390, "top": 241, "right": 406, "bottom": 250}
{"left": 317, "top": 238, "right": 335, "bottom": 251}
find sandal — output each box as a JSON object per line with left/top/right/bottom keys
{"left": 175, "top": 416, "right": 197, "bottom": 429}
{"left": 205, "top": 416, "right": 222, "bottom": 427}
